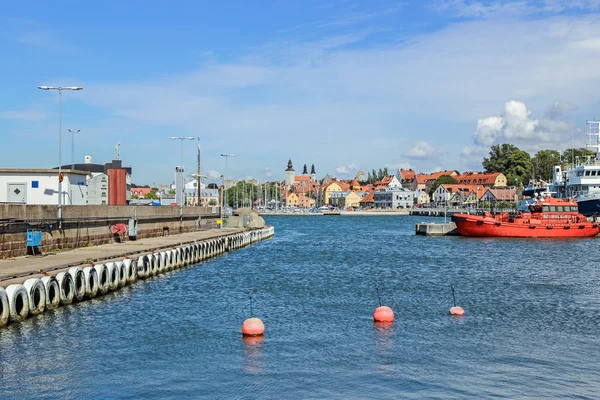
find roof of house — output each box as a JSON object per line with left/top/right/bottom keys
{"left": 399, "top": 169, "right": 416, "bottom": 181}
{"left": 416, "top": 170, "right": 458, "bottom": 184}
{"left": 439, "top": 184, "right": 487, "bottom": 199}
{"left": 486, "top": 188, "right": 516, "bottom": 201}
{"left": 454, "top": 172, "right": 503, "bottom": 185}
{"left": 360, "top": 191, "right": 375, "bottom": 203}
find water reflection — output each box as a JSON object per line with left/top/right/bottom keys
{"left": 373, "top": 322, "right": 396, "bottom": 375}
{"left": 242, "top": 335, "right": 264, "bottom": 375}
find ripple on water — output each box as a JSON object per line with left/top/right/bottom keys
{"left": 1, "top": 216, "right": 600, "bottom": 399}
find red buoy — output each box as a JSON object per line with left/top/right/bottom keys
{"left": 449, "top": 306, "right": 465, "bottom": 316}
{"left": 242, "top": 317, "right": 265, "bottom": 336}
{"left": 373, "top": 306, "right": 394, "bottom": 323}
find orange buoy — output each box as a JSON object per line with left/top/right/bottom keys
{"left": 242, "top": 317, "right": 265, "bottom": 336}
{"left": 449, "top": 286, "right": 465, "bottom": 316}
{"left": 449, "top": 306, "right": 465, "bottom": 316}
{"left": 373, "top": 306, "right": 394, "bottom": 323}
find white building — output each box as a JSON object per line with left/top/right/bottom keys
{"left": 87, "top": 173, "right": 109, "bottom": 205}
{"left": 373, "top": 187, "right": 416, "bottom": 208}
{"left": 0, "top": 169, "right": 89, "bottom": 205}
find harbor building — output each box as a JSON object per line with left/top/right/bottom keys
{"left": 0, "top": 168, "right": 90, "bottom": 205}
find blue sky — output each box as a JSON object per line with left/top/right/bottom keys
{"left": 2, "top": 0, "right": 600, "bottom": 185}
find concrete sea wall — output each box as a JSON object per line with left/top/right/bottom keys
{"left": 0, "top": 204, "right": 220, "bottom": 259}
{"left": 0, "top": 226, "right": 275, "bottom": 328}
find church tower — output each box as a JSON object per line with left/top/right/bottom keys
{"left": 310, "top": 164, "right": 316, "bottom": 182}
{"left": 302, "top": 164, "right": 308, "bottom": 175}
{"left": 285, "top": 159, "right": 295, "bottom": 186}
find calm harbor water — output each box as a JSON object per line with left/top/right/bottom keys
{"left": 1, "top": 216, "right": 600, "bottom": 399}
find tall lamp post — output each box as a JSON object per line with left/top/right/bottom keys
{"left": 220, "top": 175, "right": 225, "bottom": 229}
{"left": 169, "top": 136, "right": 194, "bottom": 206}
{"left": 220, "top": 153, "right": 236, "bottom": 209}
{"left": 196, "top": 137, "right": 201, "bottom": 206}
{"left": 67, "top": 129, "right": 80, "bottom": 170}
{"left": 38, "top": 85, "right": 83, "bottom": 226}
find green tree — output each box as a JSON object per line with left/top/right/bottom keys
{"left": 483, "top": 143, "right": 532, "bottom": 185}
{"left": 561, "top": 148, "right": 595, "bottom": 164}
{"left": 367, "top": 172, "right": 372, "bottom": 183}
{"left": 144, "top": 190, "right": 158, "bottom": 200}
{"left": 428, "top": 175, "right": 458, "bottom": 197}
{"left": 383, "top": 167, "right": 389, "bottom": 177}
{"left": 531, "top": 150, "right": 560, "bottom": 182}
{"left": 371, "top": 169, "right": 377, "bottom": 183}
{"left": 168, "top": 189, "right": 176, "bottom": 196}
{"left": 377, "top": 168, "right": 384, "bottom": 180}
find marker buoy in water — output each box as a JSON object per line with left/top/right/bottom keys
{"left": 449, "top": 285, "right": 465, "bottom": 316}
{"left": 373, "top": 287, "right": 394, "bottom": 323}
{"left": 242, "top": 293, "right": 264, "bottom": 336}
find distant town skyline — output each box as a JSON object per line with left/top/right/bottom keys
{"left": 1, "top": 1, "right": 600, "bottom": 184}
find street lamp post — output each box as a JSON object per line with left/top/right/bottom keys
{"left": 67, "top": 129, "right": 80, "bottom": 170}
{"left": 38, "top": 85, "right": 83, "bottom": 227}
{"left": 220, "top": 153, "right": 236, "bottom": 209}
{"left": 169, "top": 136, "right": 194, "bottom": 207}
{"left": 220, "top": 175, "right": 225, "bottom": 229}
{"left": 197, "top": 137, "right": 201, "bottom": 206}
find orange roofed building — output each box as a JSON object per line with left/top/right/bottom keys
{"left": 454, "top": 172, "right": 507, "bottom": 187}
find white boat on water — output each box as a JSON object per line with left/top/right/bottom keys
{"left": 551, "top": 120, "right": 600, "bottom": 216}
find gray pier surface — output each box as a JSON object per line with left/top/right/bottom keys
{"left": 415, "top": 222, "right": 460, "bottom": 236}
{"left": 0, "top": 228, "right": 242, "bottom": 285}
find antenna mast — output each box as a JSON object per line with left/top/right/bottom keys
{"left": 115, "top": 141, "right": 121, "bottom": 160}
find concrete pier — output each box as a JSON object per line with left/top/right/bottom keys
{"left": 415, "top": 222, "right": 460, "bottom": 236}
{"left": 0, "top": 229, "right": 244, "bottom": 283}
{"left": 0, "top": 226, "right": 275, "bottom": 328}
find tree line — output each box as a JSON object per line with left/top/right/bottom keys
{"left": 427, "top": 144, "right": 595, "bottom": 197}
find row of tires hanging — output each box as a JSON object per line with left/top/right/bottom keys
{"left": 0, "top": 227, "right": 275, "bottom": 329}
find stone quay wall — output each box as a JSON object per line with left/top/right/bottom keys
{"left": 0, "top": 204, "right": 220, "bottom": 259}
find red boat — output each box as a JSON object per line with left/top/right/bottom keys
{"left": 452, "top": 197, "right": 600, "bottom": 238}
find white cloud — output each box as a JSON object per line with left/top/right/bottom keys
{"left": 335, "top": 163, "right": 359, "bottom": 175}
{"left": 461, "top": 100, "right": 577, "bottom": 168}
{"left": 435, "top": 0, "right": 600, "bottom": 17}
{"left": 41, "top": 11, "right": 600, "bottom": 182}
{"left": 206, "top": 169, "right": 221, "bottom": 179}
{"left": 403, "top": 141, "right": 440, "bottom": 159}
{"left": 386, "top": 162, "right": 413, "bottom": 171}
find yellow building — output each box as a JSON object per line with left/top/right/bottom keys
{"left": 344, "top": 192, "right": 363, "bottom": 208}
{"left": 284, "top": 192, "right": 299, "bottom": 207}
{"left": 324, "top": 182, "right": 342, "bottom": 205}
{"left": 416, "top": 191, "right": 430, "bottom": 205}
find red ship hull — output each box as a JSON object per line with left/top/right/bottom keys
{"left": 452, "top": 214, "right": 600, "bottom": 238}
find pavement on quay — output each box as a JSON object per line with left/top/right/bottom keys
{"left": 0, "top": 228, "right": 243, "bottom": 284}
